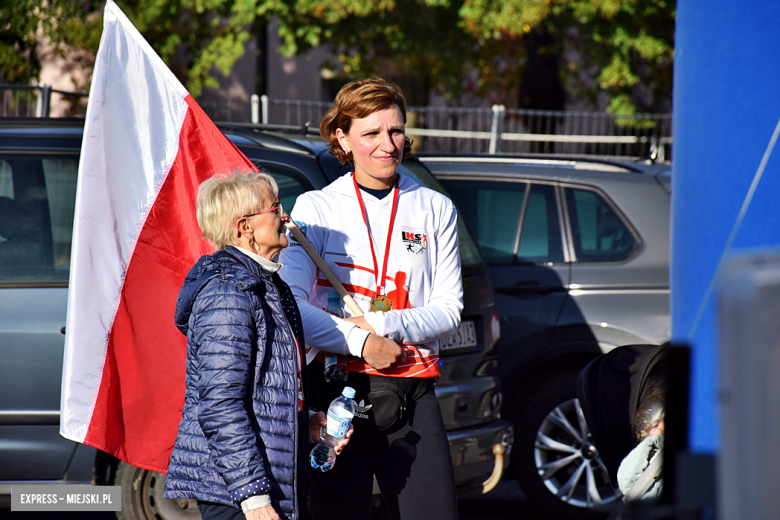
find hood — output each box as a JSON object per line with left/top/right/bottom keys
{"left": 174, "top": 254, "right": 223, "bottom": 335}
{"left": 576, "top": 343, "right": 668, "bottom": 487}
{"left": 174, "top": 248, "right": 267, "bottom": 335}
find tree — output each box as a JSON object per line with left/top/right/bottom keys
{"left": 457, "top": 0, "right": 675, "bottom": 113}
{"left": 272, "top": 0, "right": 675, "bottom": 113}
{"left": 0, "top": 0, "right": 102, "bottom": 86}
{"left": 2, "top": 0, "right": 674, "bottom": 113}
{"left": 1, "top": 0, "right": 262, "bottom": 98}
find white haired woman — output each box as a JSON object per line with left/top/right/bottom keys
{"left": 164, "top": 170, "right": 349, "bottom": 520}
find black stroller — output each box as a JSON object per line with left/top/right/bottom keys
{"left": 576, "top": 344, "right": 667, "bottom": 519}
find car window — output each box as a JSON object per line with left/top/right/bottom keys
{"left": 399, "top": 161, "right": 484, "bottom": 269}
{"left": 44, "top": 159, "right": 79, "bottom": 272}
{"left": 517, "top": 184, "right": 564, "bottom": 263}
{"left": 255, "top": 162, "right": 314, "bottom": 213}
{"left": 565, "top": 187, "right": 635, "bottom": 262}
{"left": 0, "top": 161, "right": 12, "bottom": 197}
{"left": 439, "top": 179, "right": 526, "bottom": 264}
{"left": 0, "top": 154, "right": 79, "bottom": 284}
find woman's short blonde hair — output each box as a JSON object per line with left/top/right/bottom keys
{"left": 196, "top": 169, "right": 278, "bottom": 250}
{"left": 320, "top": 77, "right": 413, "bottom": 165}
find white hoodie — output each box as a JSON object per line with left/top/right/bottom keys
{"left": 279, "top": 172, "right": 463, "bottom": 378}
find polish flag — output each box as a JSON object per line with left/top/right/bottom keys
{"left": 59, "top": 0, "right": 255, "bottom": 472}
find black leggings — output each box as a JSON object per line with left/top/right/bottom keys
{"left": 307, "top": 389, "right": 458, "bottom": 520}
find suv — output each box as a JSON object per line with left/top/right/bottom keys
{"left": 0, "top": 119, "right": 512, "bottom": 518}
{"left": 423, "top": 155, "right": 671, "bottom": 519}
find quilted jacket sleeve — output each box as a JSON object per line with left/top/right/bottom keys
{"left": 193, "top": 280, "right": 271, "bottom": 497}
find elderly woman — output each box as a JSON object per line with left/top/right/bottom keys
{"left": 164, "top": 171, "right": 345, "bottom": 520}
{"left": 279, "top": 78, "right": 463, "bottom": 520}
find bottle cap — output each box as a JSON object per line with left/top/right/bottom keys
{"left": 342, "top": 386, "right": 356, "bottom": 399}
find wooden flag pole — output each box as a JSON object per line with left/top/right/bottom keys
{"left": 285, "top": 222, "right": 363, "bottom": 317}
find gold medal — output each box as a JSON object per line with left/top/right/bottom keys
{"left": 369, "top": 295, "right": 392, "bottom": 313}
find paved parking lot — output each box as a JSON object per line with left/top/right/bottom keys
{"left": 458, "top": 480, "right": 546, "bottom": 520}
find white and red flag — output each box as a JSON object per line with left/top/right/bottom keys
{"left": 60, "top": 0, "right": 254, "bottom": 472}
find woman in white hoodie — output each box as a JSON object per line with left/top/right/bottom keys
{"left": 279, "top": 78, "right": 462, "bottom": 520}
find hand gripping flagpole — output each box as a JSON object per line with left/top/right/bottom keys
{"left": 285, "top": 222, "right": 364, "bottom": 317}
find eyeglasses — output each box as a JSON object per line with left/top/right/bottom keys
{"left": 243, "top": 202, "right": 283, "bottom": 218}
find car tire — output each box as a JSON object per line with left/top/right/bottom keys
{"left": 511, "top": 370, "right": 620, "bottom": 520}
{"left": 115, "top": 461, "right": 201, "bottom": 520}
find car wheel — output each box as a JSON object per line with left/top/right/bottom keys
{"left": 512, "top": 371, "right": 621, "bottom": 520}
{"left": 115, "top": 461, "right": 201, "bottom": 520}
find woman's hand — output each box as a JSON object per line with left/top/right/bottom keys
{"left": 310, "top": 411, "right": 354, "bottom": 454}
{"left": 362, "top": 334, "right": 407, "bottom": 370}
{"left": 344, "top": 315, "right": 376, "bottom": 335}
{"left": 245, "top": 504, "right": 280, "bottom": 520}
{"left": 309, "top": 411, "right": 325, "bottom": 443}
{"left": 345, "top": 317, "right": 408, "bottom": 369}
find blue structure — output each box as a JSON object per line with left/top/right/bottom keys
{"left": 672, "top": 0, "right": 780, "bottom": 453}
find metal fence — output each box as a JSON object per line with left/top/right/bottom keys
{"left": 0, "top": 84, "right": 672, "bottom": 160}
{"left": 201, "top": 99, "right": 236, "bottom": 122}
{"left": 0, "top": 84, "right": 89, "bottom": 118}
{"left": 254, "top": 95, "right": 673, "bottom": 161}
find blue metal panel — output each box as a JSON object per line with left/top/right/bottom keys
{"left": 672, "top": 0, "right": 780, "bottom": 453}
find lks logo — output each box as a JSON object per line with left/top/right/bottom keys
{"left": 400, "top": 227, "right": 427, "bottom": 254}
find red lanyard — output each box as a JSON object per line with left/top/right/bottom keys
{"left": 352, "top": 173, "right": 400, "bottom": 296}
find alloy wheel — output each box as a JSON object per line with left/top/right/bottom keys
{"left": 534, "top": 397, "right": 621, "bottom": 509}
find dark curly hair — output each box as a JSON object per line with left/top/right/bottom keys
{"left": 319, "top": 77, "right": 413, "bottom": 165}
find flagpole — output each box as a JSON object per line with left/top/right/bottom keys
{"left": 285, "top": 222, "right": 363, "bottom": 316}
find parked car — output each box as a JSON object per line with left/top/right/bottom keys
{"left": 0, "top": 119, "right": 511, "bottom": 519}
{"left": 422, "top": 154, "right": 671, "bottom": 519}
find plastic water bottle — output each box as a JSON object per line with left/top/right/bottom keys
{"left": 324, "top": 292, "right": 349, "bottom": 382}
{"left": 310, "top": 387, "right": 356, "bottom": 472}
{"left": 324, "top": 354, "right": 349, "bottom": 382}
{"left": 326, "top": 291, "right": 346, "bottom": 318}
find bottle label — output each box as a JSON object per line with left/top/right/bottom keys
{"left": 326, "top": 409, "right": 351, "bottom": 438}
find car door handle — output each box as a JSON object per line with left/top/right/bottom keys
{"left": 495, "top": 281, "right": 566, "bottom": 295}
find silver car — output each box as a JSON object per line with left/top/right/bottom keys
{"left": 424, "top": 155, "right": 671, "bottom": 519}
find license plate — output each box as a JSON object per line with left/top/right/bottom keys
{"left": 441, "top": 321, "right": 478, "bottom": 350}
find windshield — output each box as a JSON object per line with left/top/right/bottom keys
{"left": 399, "top": 160, "right": 484, "bottom": 270}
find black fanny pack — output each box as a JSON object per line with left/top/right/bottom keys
{"left": 309, "top": 362, "right": 433, "bottom": 431}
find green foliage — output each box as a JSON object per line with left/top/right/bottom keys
{"left": 2, "top": 0, "right": 674, "bottom": 113}
{"left": 455, "top": 0, "right": 675, "bottom": 112}
{"left": 269, "top": 0, "right": 478, "bottom": 101}
{"left": 0, "top": 0, "right": 104, "bottom": 86}
{"left": 272, "top": 0, "right": 674, "bottom": 112}
{"left": 117, "top": 0, "right": 260, "bottom": 97}
{"left": 1, "top": 0, "right": 48, "bottom": 84}
{"left": 1, "top": 0, "right": 261, "bottom": 97}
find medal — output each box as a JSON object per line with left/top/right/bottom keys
{"left": 353, "top": 174, "right": 400, "bottom": 312}
{"left": 369, "top": 295, "right": 392, "bottom": 313}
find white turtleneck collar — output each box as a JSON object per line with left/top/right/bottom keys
{"left": 233, "top": 246, "right": 282, "bottom": 274}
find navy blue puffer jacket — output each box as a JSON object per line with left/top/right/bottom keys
{"left": 164, "top": 247, "right": 308, "bottom": 519}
